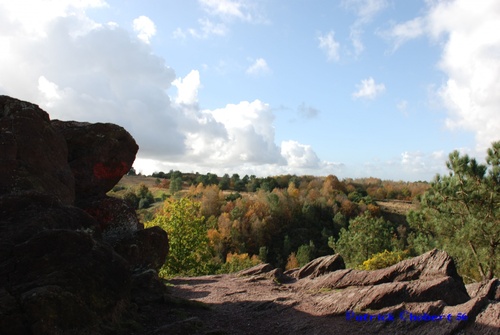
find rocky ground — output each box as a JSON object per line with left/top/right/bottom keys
{"left": 131, "top": 253, "right": 500, "bottom": 335}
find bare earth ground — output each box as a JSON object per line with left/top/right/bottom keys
{"left": 128, "top": 271, "right": 500, "bottom": 335}
{"left": 140, "top": 274, "right": 382, "bottom": 335}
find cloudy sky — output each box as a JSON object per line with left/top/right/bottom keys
{"left": 1, "top": 0, "right": 499, "bottom": 181}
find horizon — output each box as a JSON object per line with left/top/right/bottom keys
{"left": 1, "top": 0, "right": 498, "bottom": 182}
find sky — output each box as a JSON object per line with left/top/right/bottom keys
{"left": 1, "top": 0, "right": 499, "bottom": 181}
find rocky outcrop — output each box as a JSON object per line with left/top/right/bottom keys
{"left": 0, "top": 96, "right": 75, "bottom": 204}
{"left": 303, "top": 249, "right": 470, "bottom": 313}
{"left": 51, "top": 120, "right": 138, "bottom": 200}
{"left": 77, "top": 195, "right": 143, "bottom": 245}
{"left": 295, "top": 254, "right": 345, "bottom": 279}
{"left": 0, "top": 96, "right": 169, "bottom": 334}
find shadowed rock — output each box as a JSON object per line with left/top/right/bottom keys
{"left": 51, "top": 120, "right": 138, "bottom": 200}
{"left": 0, "top": 96, "right": 168, "bottom": 334}
{"left": 77, "top": 195, "right": 143, "bottom": 245}
{"left": 114, "top": 226, "right": 169, "bottom": 272}
{"left": 0, "top": 96, "right": 75, "bottom": 204}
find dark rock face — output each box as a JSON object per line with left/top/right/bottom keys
{"left": 114, "top": 226, "right": 169, "bottom": 272}
{"left": 0, "top": 96, "right": 168, "bottom": 334}
{"left": 77, "top": 195, "right": 143, "bottom": 245}
{"left": 51, "top": 120, "right": 138, "bottom": 200}
{"left": 0, "top": 96, "right": 75, "bottom": 204}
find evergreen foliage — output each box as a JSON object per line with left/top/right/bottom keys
{"left": 408, "top": 142, "right": 500, "bottom": 281}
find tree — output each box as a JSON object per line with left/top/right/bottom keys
{"left": 169, "top": 177, "right": 183, "bottom": 194}
{"left": 330, "top": 212, "right": 395, "bottom": 268}
{"left": 408, "top": 142, "right": 500, "bottom": 281}
{"left": 296, "top": 241, "right": 315, "bottom": 267}
{"left": 146, "top": 198, "right": 211, "bottom": 277}
{"left": 218, "top": 174, "right": 230, "bottom": 190}
{"left": 127, "top": 167, "right": 137, "bottom": 176}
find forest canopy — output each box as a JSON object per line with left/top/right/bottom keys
{"left": 111, "top": 142, "right": 500, "bottom": 282}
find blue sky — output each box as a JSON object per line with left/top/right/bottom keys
{"left": 1, "top": 0, "right": 499, "bottom": 181}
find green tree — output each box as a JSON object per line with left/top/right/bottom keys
{"left": 296, "top": 240, "right": 316, "bottom": 267}
{"left": 408, "top": 142, "right": 500, "bottom": 281}
{"left": 218, "top": 174, "right": 230, "bottom": 190}
{"left": 169, "top": 177, "right": 183, "bottom": 194}
{"left": 137, "top": 183, "right": 154, "bottom": 208}
{"left": 146, "top": 198, "right": 211, "bottom": 276}
{"left": 329, "top": 212, "right": 394, "bottom": 268}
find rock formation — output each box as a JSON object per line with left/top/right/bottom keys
{"left": 0, "top": 96, "right": 169, "bottom": 334}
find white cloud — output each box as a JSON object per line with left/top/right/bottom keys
{"left": 400, "top": 151, "right": 448, "bottom": 178}
{"left": 38, "top": 76, "right": 61, "bottom": 102}
{"left": 199, "top": 0, "right": 253, "bottom": 22}
{"left": 396, "top": 99, "right": 409, "bottom": 117}
{"left": 341, "top": 0, "right": 388, "bottom": 55}
{"left": 281, "top": 140, "right": 320, "bottom": 168}
{"left": 0, "top": 0, "right": 106, "bottom": 36}
{"left": 172, "top": 70, "right": 201, "bottom": 105}
{"left": 175, "top": 0, "right": 263, "bottom": 39}
{"left": 381, "top": 17, "right": 425, "bottom": 51}
{"left": 133, "top": 15, "right": 156, "bottom": 44}
{"left": 176, "top": 18, "right": 228, "bottom": 39}
{"left": 352, "top": 77, "right": 386, "bottom": 99}
{"left": 432, "top": 0, "right": 500, "bottom": 152}
{"left": 246, "top": 58, "right": 270, "bottom": 76}
{"left": 341, "top": 0, "right": 388, "bottom": 23}
{"left": 318, "top": 31, "right": 340, "bottom": 62}
{"left": 193, "top": 100, "right": 285, "bottom": 166}
{"left": 386, "top": 0, "right": 500, "bottom": 153}
{"left": 0, "top": 0, "right": 342, "bottom": 179}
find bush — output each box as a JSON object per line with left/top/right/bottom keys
{"left": 218, "top": 252, "right": 261, "bottom": 273}
{"left": 360, "top": 250, "right": 410, "bottom": 270}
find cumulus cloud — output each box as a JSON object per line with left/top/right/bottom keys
{"left": 281, "top": 140, "right": 320, "bottom": 168}
{"left": 352, "top": 77, "right": 386, "bottom": 99}
{"left": 400, "top": 151, "right": 448, "bottom": 178}
{"left": 246, "top": 58, "right": 270, "bottom": 76}
{"left": 0, "top": 0, "right": 342, "bottom": 178}
{"left": 133, "top": 15, "right": 156, "bottom": 44}
{"left": 318, "top": 31, "right": 340, "bottom": 61}
{"left": 384, "top": 0, "right": 500, "bottom": 153}
{"left": 172, "top": 70, "right": 201, "bottom": 105}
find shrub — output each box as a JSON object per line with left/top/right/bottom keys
{"left": 360, "top": 250, "right": 410, "bottom": 270}
{"left": 218, "top": 252, "right": 261, "bottom": 273}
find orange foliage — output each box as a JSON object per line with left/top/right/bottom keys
{"left": 286, "top": 252, "right": 300, "bottom": 270}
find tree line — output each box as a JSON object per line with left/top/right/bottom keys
{"left": 125, "top": 142, "right": 500, "bottom": 282}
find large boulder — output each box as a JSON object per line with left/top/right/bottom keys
{"left": 0, "top": 96, "right": 169, "bottom": 334}
{"left": 51, "top": 120, "right": 138, "bottom": 200}
{"left": 77, "top": 195, "right": 143, "bottom": 245}
{"left": 0, "top": 96, "right": 75, "bottom": 204}
{"left": 1, "top": 229, "right": 131, "bottom": 334}
{"left": 114, "top": 226, "right": 169, "bottom": 272}
{"left": 295, "top": 254, "right": 345, "bottom": 279}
